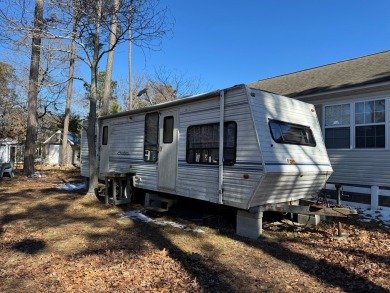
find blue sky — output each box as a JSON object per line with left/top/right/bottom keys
{"left": 112, "top": 0, "right": 390, "bottom": 92}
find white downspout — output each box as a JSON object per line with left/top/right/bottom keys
{"left": 218, "top": 90, "right": 225, "bottom": 204}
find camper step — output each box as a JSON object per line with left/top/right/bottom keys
{"left": 144, "top": 206, "right": 172, "bottom": 213}
{"left": 144, "top": 193, "right": 177, "bottom": 212}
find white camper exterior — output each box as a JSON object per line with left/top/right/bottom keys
{"left": 81, "top": 85, "right": 332, "bottom": 212}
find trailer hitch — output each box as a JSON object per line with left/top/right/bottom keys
{"left": 252, "top": 203, "right": 357, "bottom": 217}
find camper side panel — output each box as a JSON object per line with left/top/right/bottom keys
{"left": 176, "top": 97, "right": 220, "bottom": 202}
{"left": 176, "top": 87, "right": 263, "bottom": 208}
{"left": 104, "top": 114, "right": 159, "bottom": 191}
{"left": 221, "top": 88, "right": 264, "bottom": 208}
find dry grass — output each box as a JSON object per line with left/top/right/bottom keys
{"left": 0, "top": 167, "right": 389, "bottom": 292}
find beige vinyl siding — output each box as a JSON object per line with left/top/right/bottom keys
{"left": 328, "top": 149, "right": 390, "bottom": 187}
{"left": 307, "top": 92, "right": 390, "bottom": 188}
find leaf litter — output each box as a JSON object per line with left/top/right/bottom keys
{"left": 0, "top": 167, "right": 389, "bottom": 292}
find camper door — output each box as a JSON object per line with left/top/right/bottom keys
{"left": 99, "top": 122, "right": 110, "bottom": 174}
{"left": 158, "top": 111, "right": 178, "bottom": 191}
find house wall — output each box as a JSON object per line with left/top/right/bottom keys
{"left": 0, "top": 144, "right": 9, "bottom": 164}
{"left": 301, "top": 87, "right": 390, "bottom": 188}
{"left": 80, "top": 122, "right": 90, "bottom": 177}
{"left": 45, "top": 142, "right": 77, "bottom": 165}
{"left": 0, "top": 142, "right": 19, "bottom": 164}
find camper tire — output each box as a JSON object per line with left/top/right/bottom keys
{"left": 114, "top": 179, "right": 134, "bottom": 201}
{"left": 94, "top": 184, "right": 106, "bottom": 203}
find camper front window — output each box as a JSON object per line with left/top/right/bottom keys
{"left": 269, "top": 120, "right": 316, "bottom": 147}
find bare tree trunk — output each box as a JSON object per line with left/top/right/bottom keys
{"left": 86, "top": 0, "right": 102, "bottom": 195}
{"left": 24, "top": 0, "right": 43, "bottom": 177}
{"left": 61, "top": 12, "right": 77, "bottom": 167}
{"left": 101, "top": 0, "right": 119, "bottom": 116}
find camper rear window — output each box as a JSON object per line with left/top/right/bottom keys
{"left": 186, "top": 121, "right": 237, "bottom": 165}
{"left": 269, "top": 120, "right": 316, "bottom": 147}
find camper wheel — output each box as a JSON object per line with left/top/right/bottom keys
{"left": 95, "top": 178, "right": 134, "bottom": 205}
{"left": 94, "top": 184, "right": 106, "bottom": 203}
{"left": 114, "top": 179, "right": 134, "bottom": 201}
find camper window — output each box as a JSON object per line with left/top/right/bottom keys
{"left": 186, "top": 121, "right": 237, "bottom": 165}
{"left": 102, "top": 126, "right": 108, "bottom": 145}
{"left": 163, "top": 116, "right": 174, "bottom": 143}
{"left": 269, "top": 120, "right": 316, "bottom": 147}
{"left": 144, "top": 112, "right": 159, "bottom": 162}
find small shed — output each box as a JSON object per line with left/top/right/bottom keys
{"left": 43, "top": 130, "right": 80, "bottom": 165}
{"left": 0, "top": 139, "right": 18, "bottom": 164}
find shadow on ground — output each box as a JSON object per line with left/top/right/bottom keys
{"left": 1, "top": 173, "right": 388, "bottom": 292}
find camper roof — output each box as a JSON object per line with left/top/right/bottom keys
{"left": 99, "top": 84, "right": 248, "bottom": 121}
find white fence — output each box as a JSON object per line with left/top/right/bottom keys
{"left": 325, "top": 183, "right": 390, "bottom": 211}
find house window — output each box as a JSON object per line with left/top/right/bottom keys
{"left": 144, "top": 112, "right": 159, "bottom": 162}
{"left": 186, "top": 121, "right": 237, "bottom": 165}
{"left": 163, "top": 116, "right": 174, "bottom": 144}
{"left": 355, "top": 99, "right": 385, "bottom": 148}
{"left": 324, "top": 104, "right": 350, "bottom": 149}
{"left": 102, "top": 126, "right": 108, "bottom": 145}
{"left": 269, "top": 119, "right": 316, "bottom": 147}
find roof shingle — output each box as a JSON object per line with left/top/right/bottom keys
{"left": 248, "top": 51, "right": 390, "bottom": 97}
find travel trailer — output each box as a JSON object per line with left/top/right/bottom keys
{"left": 81, "top": 84, "right": 354, "bottom": 238}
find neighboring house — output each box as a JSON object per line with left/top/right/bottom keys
{"left": 43, "top": 130, "right": 80, "bottom": 165}
{"left": 249, "top": 50, "right": 390, "bottom": 208}
{"left": 0, "top": 139, "right": 18, "bottom": 164}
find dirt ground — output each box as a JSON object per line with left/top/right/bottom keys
{"left": 0, "top": 167, "right": 389, "bottom": 292}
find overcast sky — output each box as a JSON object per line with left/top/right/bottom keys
{"left": 111, "top": 0, "right": 390, "bottom": 92}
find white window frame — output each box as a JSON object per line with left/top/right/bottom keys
{"left": 354, "top": 99, "right": 386, "bottom": 148}
{"left": 323, "top": 97, "right": 388, "bottom": 150}
{"left": 324, "top": 103, "right": 351, "bottom": 149}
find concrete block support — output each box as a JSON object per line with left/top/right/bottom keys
{"left": 236, "top": 210, "right": 263, "bottom": 239}
{"left": 297, "top": 214, "right": 321, "bottom": 226}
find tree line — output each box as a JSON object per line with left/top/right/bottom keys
{"left": 0, "top": 0, "right": 207, "bottom": 194}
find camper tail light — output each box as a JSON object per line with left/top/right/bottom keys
{"left": 287, "top": 159, "right": 296, "bottom": 165}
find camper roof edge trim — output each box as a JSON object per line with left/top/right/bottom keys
{"left": 97, "top": 84, "right": 247, "bottom": 121}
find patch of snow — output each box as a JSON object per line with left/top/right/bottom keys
{"left": 357, "top": 208, "right": 390, "bottom": 228}
{"left": 121, "top": 210, "right": 205, "bottom": 233}
{"left": 56, "top": 182, "right": 86, "bottom": 191}
{"left": 327, "top": 199, "right": 390, "bottom": 228}
{"left": 30, "top": 172, "right": 45, "bottom": 178}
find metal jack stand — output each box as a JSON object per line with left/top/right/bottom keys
{"left": 332, "top": 184, "right": 350, "bottom": 240}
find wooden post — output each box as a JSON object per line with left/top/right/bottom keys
{"left": 335, "top": 184, "right": 343, "bottom": 237}
{"left": 370, "top": 185, "right": 379, "bottom": 210}
{"left": 105, "top": 176, "right": 109, "bottom": 205}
